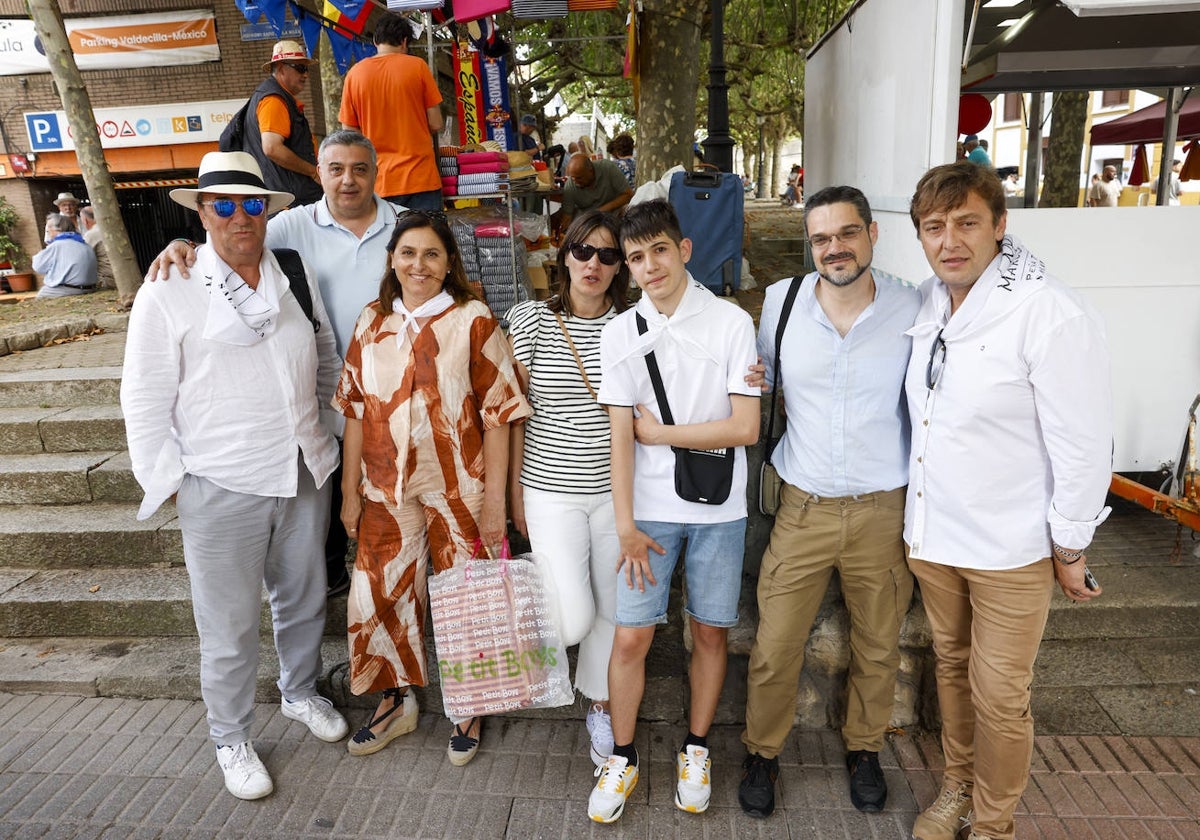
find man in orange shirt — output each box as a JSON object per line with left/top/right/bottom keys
{"left": 339, "top": 14, "right": 444, "bottom": 210}
{"left": 242, "top": 40, "right": 323, "bottom": 208}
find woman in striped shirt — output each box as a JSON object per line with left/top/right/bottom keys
{"left": 506, "top": 211, "right": 629, "bottom": 766}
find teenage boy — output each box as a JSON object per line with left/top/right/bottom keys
{"left": 588, "top": 199, "right": 760, "bottom": 823}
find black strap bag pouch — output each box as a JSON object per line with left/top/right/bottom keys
{"left": 636, "top": 313, "right": 734, "bottom": 505}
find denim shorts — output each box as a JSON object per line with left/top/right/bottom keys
{"left": 614, "top": 518, "right": 747, "bottom": 629}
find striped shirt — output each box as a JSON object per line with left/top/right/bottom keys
{"left": 507, "top": 299, "right": 615, "bottom": 493}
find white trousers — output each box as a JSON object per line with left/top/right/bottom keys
{"left": 521, "top": 487, "right": 619, "bottom": 701}
{"left": 175, "top": 460, "right": 331, "bottom": 744}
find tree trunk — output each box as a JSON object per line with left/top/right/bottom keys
{"left": 1039, "top": 91, "right": 1089, "bottom": 208}
{"left": 27, "top": 0, "right": 141, "bottom": 308}
{"left": 635, "top": 1, "right": 703, "bottom": 181}
{"left": 320, "top": 30, "right": 343, "bottom": 135}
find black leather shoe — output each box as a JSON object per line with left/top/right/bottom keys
{"left": 846, "top": 749, "right": 887, "bottom": 812}
{"left": 738, "top": 752, "right": 779, "bottom": 818}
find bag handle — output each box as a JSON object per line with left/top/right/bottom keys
{"left": 554, "top": 312, "right": 597, "bottom": 400}
{"left": 765, "top": 276, "right": 804, "bottom": 464}
{"left": 635, "top": 312, "right": 675, "bottom": 426}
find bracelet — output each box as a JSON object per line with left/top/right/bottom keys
{"left": 171, "top": 238, "right": 197, "bottom": 249}
{"left": 1052, "top": 543, "right": 1083, "bottom": 565}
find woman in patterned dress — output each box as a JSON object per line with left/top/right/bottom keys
{"left": 335, "top": 211, "right": 531, "bottom": 766}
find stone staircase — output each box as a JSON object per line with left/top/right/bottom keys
{"left": 0, "top": 342, "right": 354, "bottom": 707}
{"left": 0, "top": 330, "right": 1197, "bottom": 737}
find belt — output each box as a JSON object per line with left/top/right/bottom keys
{"left": 62, "top": 283, "right": 97, "bottom": 289}
{"left": 791, "top": 486, "right": 905, "bottom": 505}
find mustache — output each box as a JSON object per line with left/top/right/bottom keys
{"left": 823, "top": 251, "right": 854, "bottom": 264}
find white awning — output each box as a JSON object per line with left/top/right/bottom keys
{"left": 1061, "top": 0, "right": 1200, "bottom": 16}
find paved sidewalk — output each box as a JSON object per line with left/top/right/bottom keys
{"left": 1, "top": 691, "right": 1197, "bottom": 839}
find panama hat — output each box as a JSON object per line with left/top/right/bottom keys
{"left": 263, "top": 40, "right": 315, "bottom": 71}
{"left": 169, "top": 152, "right": 294, "bottom": 214}
{"left": 53, "top": 192, "right": 80, "bottom": 207}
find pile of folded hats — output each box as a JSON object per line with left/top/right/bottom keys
{"left": 506, "top": 151, "right": 539, "bottom": 192}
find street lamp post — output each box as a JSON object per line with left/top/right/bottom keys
{"left": 756, "top": 114, "right": 767, "bottom": 198}
{"left": 701, "top": 0, "right": 734, "bottom": 173}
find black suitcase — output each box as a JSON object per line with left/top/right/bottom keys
{"left": 668, "top": 166, "right": 744, "bottom": 295}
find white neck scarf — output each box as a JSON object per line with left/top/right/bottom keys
{"left": 608, "top": 276, "right": 719, "bottom": 368}
{"left": 201, "top": 252, "right": 281, "bottom": 346}
{"left": 392, "top": 291, "right": 455, "bottom": 345}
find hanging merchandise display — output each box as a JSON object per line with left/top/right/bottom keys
{"left": 387, "top": 0, "right": 445, "bottom": 8}
{"left": 511, "top": 0, "right": 569, "bottom": 17}
{"left": 455, "top": 0, "right": 513, "bottom": 22}
{"left": 454, "top": 40, "right": 515, "bottom": 150}
{"left": 567, "top": 0, "right": 619, "bottom": 8}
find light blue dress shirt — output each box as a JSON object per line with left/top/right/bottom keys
{"left": 757, "top": 269, "right": 920, "bottom": 497}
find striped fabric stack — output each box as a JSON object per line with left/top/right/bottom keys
{"left": 454, "top": 151, "right": 510, "bottom": 196}
{"left": 448, "top": 212, "right": 533, "bottom": 319}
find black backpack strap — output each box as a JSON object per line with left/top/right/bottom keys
{"left": 635, "top": 312, "right": 674, "bottom": 426}
{"left": 272, "top": 248, "right": 319, "bottom": 333}
{"left": 765, "top": 275, "right": 804, "bottom": 462}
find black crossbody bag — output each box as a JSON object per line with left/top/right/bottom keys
{"left": 636, "top": 313, "right": 735, "bottom": 505}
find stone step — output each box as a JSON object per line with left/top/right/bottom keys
{"left": 0, "top": 405, "right": 127, "bottom": 455}
{"left": 0, "top": 567, "right": 349, "bottom": 639}
{"left": 0, "top": 451, "right": 139, "bottom": 504}
{"left": 0, "top": 366, "right": 122, "bottom": 408}
{"left": 0, "top": 503, "right": 181, "bottom": 568}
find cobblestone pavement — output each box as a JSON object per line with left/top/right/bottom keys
{"left": 0, "top": 692, "right": 1197, "bottom": 839}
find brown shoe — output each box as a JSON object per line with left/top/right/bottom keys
{"left": 911, "top": 783, "right": 973, "bottom": 840}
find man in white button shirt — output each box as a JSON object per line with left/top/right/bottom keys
{"left": 123, "top": 152, "right": 349, "bottom": 802}
{"left": 904, "top": 161, "right": 1113, "bottom": 840}
{"left": 738, "top": 186, "right": 920, "bottom": 820}
{"left": 151, "top": 130, "right": 402, "bottom": 598}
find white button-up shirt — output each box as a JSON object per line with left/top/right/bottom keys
{"left": 122, "top": 245, "right": 341, "bottom": 520}
{"left": 758, "top": 270, "right": 920, "bottom": 498}
{"left": 904, "top": 236, "right": 1113, "bottom": 570}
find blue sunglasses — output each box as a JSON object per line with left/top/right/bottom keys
{"left": 201, "top": 197, "right": 266, "bottom": 218}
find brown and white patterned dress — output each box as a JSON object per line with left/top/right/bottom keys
{"left": 334, "top": 299, "right": 532, "bottom": 695}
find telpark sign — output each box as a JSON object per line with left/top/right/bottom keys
{"left": 25, "top": 99, "right": 245, "bottom": 152}
{"left": 0, "top": 11, "right": 219, "bottom": 75}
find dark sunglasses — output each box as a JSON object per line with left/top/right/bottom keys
{"left": 568, "top": 243, "right": 623, "bottom": 265}
{"left": 397, "top": 208, "right": 448, "bottom": 225}
{"left": 285, "top": 62, "right": 310, "bottom": 74}
{"left": 201, "top": 197, "right": 266, "bottom": 218}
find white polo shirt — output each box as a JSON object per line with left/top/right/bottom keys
{"left": 599, "top": 277, "right": 759, "bottom": 524}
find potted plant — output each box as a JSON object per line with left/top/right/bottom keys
{"left": 0, "top": 195, "right": 36, "bottom": 293}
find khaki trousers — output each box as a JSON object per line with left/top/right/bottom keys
{"left": 742, "top": 483, "right": 912, "bottom": 758}
{"left": 908, "top": 555, "right": 1054, "bottom": 840}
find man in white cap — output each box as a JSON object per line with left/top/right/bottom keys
{"left": 53, "top": 192, "right": 80, "bottom": 220}
{"left": 122, "top": 151, "right": 348, "bottom": 801}
{"left": 240, "top": 40, "right": 323, "bottom": 206}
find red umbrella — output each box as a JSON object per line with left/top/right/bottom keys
{"left": 1182, "top": 139, "right": 1200, "bottom": 182}
{"left": 1128, "top": 144, "right": 1149, "bottom": 186}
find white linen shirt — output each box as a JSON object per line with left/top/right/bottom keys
{"left": 265, "top": 195, "right": 402, "bottom": 356}
{"left": 121, "top": 245, "right": 341, "bottom": 520}
{"left": 757, "top": 270, "right": 919, "bottom": 497}
{"left": 903, "top": 237, "right": 1113, "bottom": 570}
{"left": 598, "top": 277, "right": 759, "bottom": 524}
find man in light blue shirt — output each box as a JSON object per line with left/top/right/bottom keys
{"left": 738, "top": 186, "right": 919, "bottom": 820}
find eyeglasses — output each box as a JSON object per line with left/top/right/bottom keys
{"left": 285, "top": 62, "right": 310, "bottom": 74}
{"left": 925, "top": 328, "right": 947, "bottom": 390}
{"left": 808, "top": 225, "right": 865, "bottom": 250}
{"left": 568, "top": 243, "right": 623, "bottom": 265}
{"left": 397, "top": 208, "right": 448, "bottom": 225}
{"left": 200, "top": 197, "right": 266, "bottom": 218}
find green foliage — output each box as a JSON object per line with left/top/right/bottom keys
{"left": 0, "top": 195, "right": 29, "bottom": 271}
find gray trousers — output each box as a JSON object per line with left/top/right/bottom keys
{"left": 175, "top": 460, "right": 331, "bottom": 744}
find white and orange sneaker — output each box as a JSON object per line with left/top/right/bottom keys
{"left": 587, "top": 754, "right": 638, "bottom": 823}
{"left": 674, "top": 745, "right": 712, "bottom": 813}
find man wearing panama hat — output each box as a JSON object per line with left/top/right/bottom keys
{"left": 52, "top": 191, "right": 80, "bottom": 220}
{"left": 238, "top": 39, "right": 323, "bottom": 207}
{"left": 122, "top": 151, "right": 348, "bottom": 801}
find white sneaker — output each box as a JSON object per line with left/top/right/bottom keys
{"left": 674, "top": 745, "right": 712, "bottom": 813}
{"left": 587, "top": 755, "right": 638, "bottom": 824}
{"left": 281, "top": 695, "right": 350, "bottom": 743}
{"left": 585, "top": 704, "right": 613, "bottom": 767}
{"left": 215, "top": 741, "right": 273, "bottom": 800}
